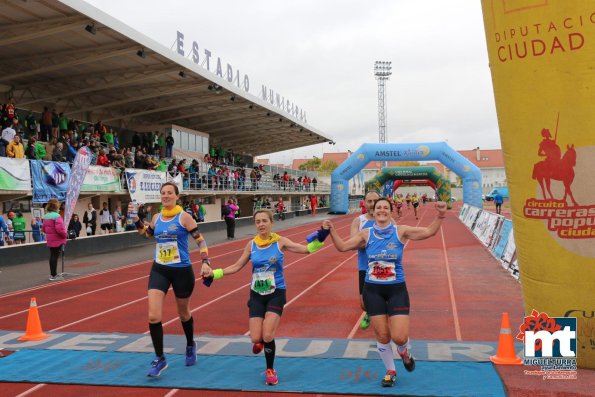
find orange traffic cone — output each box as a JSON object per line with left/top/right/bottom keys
{"left": 490, "top": 312, "right": 522, "bottom": 365}
{"left": 18, "top": 298, "right": 49, "bottom": 341}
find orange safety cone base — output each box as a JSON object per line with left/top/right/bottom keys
{"left": 490, "top": 354, "right": 523, "bottom": 365}
{"left": 18, "top": 332, "right": 49, "bottom": 341}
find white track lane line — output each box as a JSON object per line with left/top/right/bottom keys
{"left": 43, "top": 222, "right": 354, "bottom": 333}
{"left": 1, "top": 216, "right": 355, "bottom": 320}
{"left": 14, "top": 383, "right": 46, "bottom": 397}
{"left": 440, "top": 222, "right": 462, "bottom": 341}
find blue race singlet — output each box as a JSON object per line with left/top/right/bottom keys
{"left": 250, "top": 241, "right": 286, "bottom": 295}
{"left": 153, "top": 212, "right": 191, "bottom": 267}
{"left": 365, "top": 224, "right": 405, "bottom": 284}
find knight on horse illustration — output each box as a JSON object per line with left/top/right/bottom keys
{"left": 532, "top": 126, "right": 578, "bottom": 206}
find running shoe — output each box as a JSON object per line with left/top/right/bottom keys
{"left": 265, "top": 368, "right": 278, "bottom": 385}
{"left": 381, "top": 370, "right": 396, "bottom": 387}
{"left": 48, "top": 275, "right": 63, "bottom": 281}
{"left": 252, "top": 342, "right": 264, "bottom": 354}
{"left": 360, "top": 313, "right": 370, "bottom": 330}
{"left": 185, "top": 341, "right": 197, "bottom": 366}
{"left": 147, "top": 356, "right": 168, "bottom": 377}
{"left": 399, "top": 349, "right": 416, "bottom": 372}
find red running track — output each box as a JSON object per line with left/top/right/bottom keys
{"left": 3, "top": 205, "right": 587, "bottom": 397}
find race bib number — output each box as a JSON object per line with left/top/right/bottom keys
{"left": 367, "top": 260, "right": 396, "bottom": 282}
{"left": 251, "top": 271, "right": 276, "bottom": 295}
{"left": 156, "top": 241, "right": 181, "bottom": 265}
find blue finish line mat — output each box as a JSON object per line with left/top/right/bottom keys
{"left": 0, "top": 349, "right": 505, "bottom": 396}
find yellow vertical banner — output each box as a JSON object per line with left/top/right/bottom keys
{"left": 481, "top": 1, "right": 594, "bottom": 368}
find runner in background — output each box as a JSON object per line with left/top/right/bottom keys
{"left": 349, "top": 190, "right": 380, "bottom": 330}
{"left": 411, "top": 194, "right": 419, "bottom": 220}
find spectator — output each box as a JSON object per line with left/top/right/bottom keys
{"left": 25, "top": 136, "right": 38, "bottom": 159}
{"left": 99, "top": 202, "right": 112, "bottom": 234}
{"left": 153, "top": 131, "right": 160, "bottom": 154}
{"left": 58, "top": 113, "right": 68, "bottom": 134}
{"left": 168, "top": 159, "right": 178, "bottom": 177}
{"left": 189, "top": 159, "right": 200, "bottom": 189}
{"left": 158, "top": 132, "right": 165, "bottom": 157}
{"left": 40, "top": 106, "right": 52, "bottom": 141}
{"left": 165, "top": 133, "right": 174, "bottom": 158}
{"left": 0, "top": 212, "right": 12, "bottom": 246}
{"left": 113, "top": 131, "right": 120, "bottom": 150}
{"left": 156, "top": 156, "right": 168, "bottom": 171}
{"left": 310, "top": 195, "right": 318, "bottom": 216}
{"left": 25, "top": 112, "right": 37, "bottom": 138}
{"left": 494, "top": 190, "right": 504, "bottom": 215}
{"left": 31, "top": 215, "right": 44, "bottom": 242}
{"left": 52, "top": 142, "right": 66, "bottom": 162}
{"left": 134, "top": 148, "right": 145, "bottom": 169}
{"left": 276, "top": 197, "right": 285, "bottom": 221}
{"left": 68, "top": 214, "right": 82, "bottom": 238}
{"left": 312, "top": 177, "right": 318, "bottom": 192}
{"left": 4, "top": 98, "right": 16, "bottom": 122}
{"left": 6, "top": 135, "right": 25, "bottom": 158}
{"left": 113, "top": 205, "right": 123, "bottom": 232}
{"left": 223, "top": 199, "right": 239, "bottom": 239}
{"left": 51, "top": 109, "right": 59, "bottom": 139}
{"left": 359, "top": 199, "right": 367, "bottom": 214}
{"left": 103, "top": 128, "right": 114, "bottom": 146}
{"left": 12, "top": 211, "right": 27, "bottom": 244}
{"left": 177, "top": 159, "right": 188, "bottom": 182}
{"left": 197, "top": 202, "right": 206, "bottom": 222}
{"left": 42, "top": 198, "right": 67, "bottom": 281}
{"left": 1, "top": 121, "right": 16, "bottom": 157}
{"left": 96, "top": 148, "right": 109, "bottom": 167}
{"left": 83, "top": 203, "right": 97, "bottom": 236}
{"left": 45, "top": 138, "right": 57, "bottom": 160}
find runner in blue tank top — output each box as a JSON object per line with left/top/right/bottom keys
{"left": 326, "top": 197, "right": 447, "bottom": 387}
{"left": 133, "top": 182, "right": 213, "bottom": 377}
{"left": 207, "top": 209, "right": 321, "bottom": 386}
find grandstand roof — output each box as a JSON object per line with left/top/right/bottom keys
{"left": 0, "top": 0, "right": 332, "bottom": 157}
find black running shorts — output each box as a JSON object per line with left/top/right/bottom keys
{"left": 248, "top": 289, "right": 287, "bottom": 318}
{"left": 148, "top": 262, "right": 195, "bottom": 298}
{"left": 363, "top": 282, "right": 410, "bottom": 316}
{"left": 358, "top": 270, "right": 366, "bottom": 295}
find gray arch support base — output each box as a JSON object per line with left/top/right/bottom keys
{"left": 330, "top": 142, "right": 482, "bottom": 214}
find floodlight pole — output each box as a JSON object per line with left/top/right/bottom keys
{"left": 374, "top": 61, "right": 392, "bottom": 168}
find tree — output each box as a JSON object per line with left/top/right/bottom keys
{"left": 299, "top": 157, "right": 321, "bottom": 171}
{"left": 318, "top": 160, "right": 338, "bottom": 175}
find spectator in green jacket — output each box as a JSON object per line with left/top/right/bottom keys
{"left": 103, "top": 129, "right": 114, "bottom": 146}
{"left": 58, "top": 113, "right": 69, "bottom": 134}
{"left": 12, "top": 211, "right": 27, "bottom": 245}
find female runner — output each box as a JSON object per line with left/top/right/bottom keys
{"left": 324, "top": 198, "right": 446, "bottom": 387}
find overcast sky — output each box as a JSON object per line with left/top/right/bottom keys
{"left": 86, "top": 0, "right": 501, "bottom": 165}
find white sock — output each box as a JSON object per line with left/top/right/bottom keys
{"left": 396, "top": 339, "right": 410, "bottom": 356}
{"left": 376, "top": 342, "right": 396, "bottom": 372}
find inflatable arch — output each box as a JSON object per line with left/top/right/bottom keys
{"left": 330, "top": 142, "right": 482, "bottom": 213}
{"left": 366, "top": 166, "right": 452, "bottom": 208}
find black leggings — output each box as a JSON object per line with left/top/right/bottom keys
{"left": 225, "top": 217, "right": 235, "bottom": 238}
{"left": 49, "top": 246, "right": 62, "bottom": 277}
